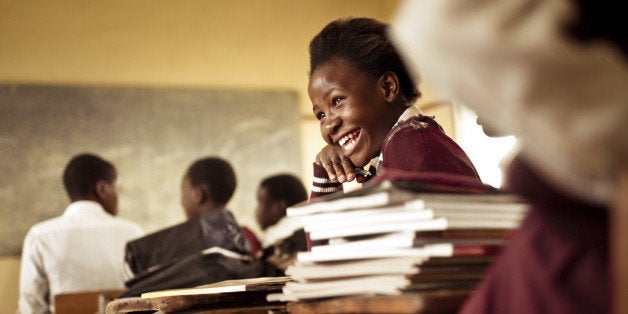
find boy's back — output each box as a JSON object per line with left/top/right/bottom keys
{"left": 19, "top": 201, "right": 142, "bottom": 313}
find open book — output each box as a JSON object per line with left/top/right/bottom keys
{"left": 141, "top": 276, "right": 291, "bottom": 298}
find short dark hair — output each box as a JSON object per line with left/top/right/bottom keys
{"left": 63, "top": 153, "right": 116, "bottom": 201}
{"left": 186, "top": 157, "right": 236, "bottom": 205}
{"left": 260, "top": 174, "right": 308, "bottom": 207}
{"left": 309, "top": 17, "right": 420, "bottom": 103}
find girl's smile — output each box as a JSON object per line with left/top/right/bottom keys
{"left": 309, "top": 58, "right": 404, "bottom": 167}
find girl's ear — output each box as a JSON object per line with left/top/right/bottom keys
{"left": 379, "top": 71, "right": 401, "bottom": 103}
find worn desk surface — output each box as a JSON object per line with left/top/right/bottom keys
{"left": 106, "top": 289, "right": 468, "bottom": 314}
{"left": 106, "top": 290, "right": 286, "bottom": 314}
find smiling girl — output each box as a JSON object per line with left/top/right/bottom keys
{"left": 308, "top": 17, "right": 481, "bottom": 199}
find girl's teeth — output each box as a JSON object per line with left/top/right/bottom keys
{"left": 344, "top": 138, "right": 356, "bottom": 151}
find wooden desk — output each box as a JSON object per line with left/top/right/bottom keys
{"left": 106, "top": 291, "right": 286, "bottom": 314}
{"left": 106, "top": 290, "right": 467, "bottom": 314}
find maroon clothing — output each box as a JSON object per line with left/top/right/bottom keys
{"left": 311, "top": 115, "right": 481, "bottom": 199}
{"left": 241, "top": 226, "right": 261, "bottom": 257}
{"left": 460, "top": 157, "right": 608, "bottom": 314}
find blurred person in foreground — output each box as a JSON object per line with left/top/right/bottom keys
{"left": 390, "top": 0, "right": 627, "bottom": 313}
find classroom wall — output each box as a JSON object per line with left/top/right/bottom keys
{"left": 0, "top": 0, "right": 453, "bottom": 312}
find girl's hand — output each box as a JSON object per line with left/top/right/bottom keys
{"left": 315, "top": 145, "right": 356, "bottom": 183}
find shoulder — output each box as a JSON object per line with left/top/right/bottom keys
{"left": 112, "top": 217, "right": 144, "bottom": 236}
{"left": 26, "top": 215, "right": 66, "bottom": 237}
{"left": 381, "top": 115, "right": 480, "bottom": 178}
{"left": 383, "top": 115, "right": 449, "bottom": 152}
{"left": 387, "top": 115, "right": 442, "bottom": 140}
{"left": 218, "top": 208, "right": 239, "bottom": 223}
{"left": 21, "top": 215, "right": 66, "bottom": 252}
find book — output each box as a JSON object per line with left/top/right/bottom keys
{"left": 272, "top": 269, "right": 483, "bottom": 301}
{"left": 288, "top": 189, "right": 421, "bottom": 217}
{"left": 293, "top": 186, "right": 527, "bottom": 241}
{"left": 287, "top": 255, "right": 494, "bottom": 278}
{"left": 288, "top": 170, "right": 523, "bottom": 216}
{"left": 414, "top": 228, "right": 515, "bottom": 239}
{"left": 308, "top": 217, "right": 449, "bottom": 241}
{"left": 272, "top": 175, "right": 526, "bottom": 303}
{"left": 300, "top": 205, "right": 435, "bottom": 231}
{"left": 277, "top": 275, "right": 410, "bottom": 301}
{"left": 141, "top": 276, "right": 291, "bottom": 298}
{"left": 312, "top": 232, "right": 506, "bottom": 255}
{"left": 296, "top": 193, "right": 527, "bottom": 223}
{"left": 298, "top": 202, "right": 526, "bottom": 229}
{"left": 295, "top": 241, "right": 500, "bottom": 263}
{"left": 286, "top": 256, "right": 428, "bottom": 280}
{"left": 306, "top": 216, "right": 522, "bottom": 241}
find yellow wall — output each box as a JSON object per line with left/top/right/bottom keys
{"left": 0, "top": 257, "right": 20, "bottom": 313}
{"left": 0, "top": 0, "right": 453, "bottom": 312}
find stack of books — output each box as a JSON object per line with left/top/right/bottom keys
{"left": 267, "top": 177, "right": 528, "bottom": 302}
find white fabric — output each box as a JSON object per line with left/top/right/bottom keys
{"left": 261, "top": 216, "right": 304, "bottom": 249}
{"left": 390, "top": 0, "right": 628, "bottom": 204}
{"left": 397, "top": 104, "right": 423, "bottom": 124}
{"left": 18, "top": 201, "right": 143, "bottom": 314}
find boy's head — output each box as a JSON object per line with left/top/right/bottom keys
{"left": 308, "top": 17, "right": 421, "bottom": 167}
{"left": 63, "top": 153, "right": 119, "bottom": 215}
{"left": 255, "top": 174, "right": 307, "bottom": 230}
{"left": 180, "top": 157, "right": 236, "bottom": 220}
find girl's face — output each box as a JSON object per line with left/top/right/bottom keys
{"left": 309, "top": 58, "right": 397, "bottom": 167}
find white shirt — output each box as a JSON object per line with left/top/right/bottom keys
{"left": 390, "top": 0, "right": 628, "bottom": 204}
{"left": 18, "top": 201, "right": 144, "bottom": 314}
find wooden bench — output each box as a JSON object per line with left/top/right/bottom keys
{"left": 54, "top": 290, "right": 123, "bottom": 314}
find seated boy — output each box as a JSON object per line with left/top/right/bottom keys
{"left": 125, "top": 157, "right": 251, "bottom": 277}
{"left": 18, "top": 153, "right": 143, "bottom": 313}
{"left": 255, "top": 174, "right": 309, "bottom": 275}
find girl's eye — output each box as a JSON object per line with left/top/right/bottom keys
{"left": 316, "top": 112, "right": 326, "bottom": 120}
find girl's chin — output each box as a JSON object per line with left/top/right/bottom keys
{"left": 349, "top": 156, "right": 370, "bottom": 168}
{"left": 348, "top": 146, "right": 376, "bottom": 167}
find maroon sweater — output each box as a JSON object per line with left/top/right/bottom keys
{"left": 310, "top": 115, "right": 481, "bottom": 199}
{"left": 459, "top": 157, "right": 608, "bottom": 314}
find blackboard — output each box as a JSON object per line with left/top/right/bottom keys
{"left": 0, "top": 84, "right": 303, "bottom": 255}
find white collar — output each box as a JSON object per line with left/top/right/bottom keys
{"left": 398, "top": 104, "right": 423, "bottom": 123}
{"left": 64, "top": 200, "right": 112, "bottom": 218}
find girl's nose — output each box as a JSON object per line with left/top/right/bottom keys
{"left": 324, "top": 116, "right": 341, "bottom": 134}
